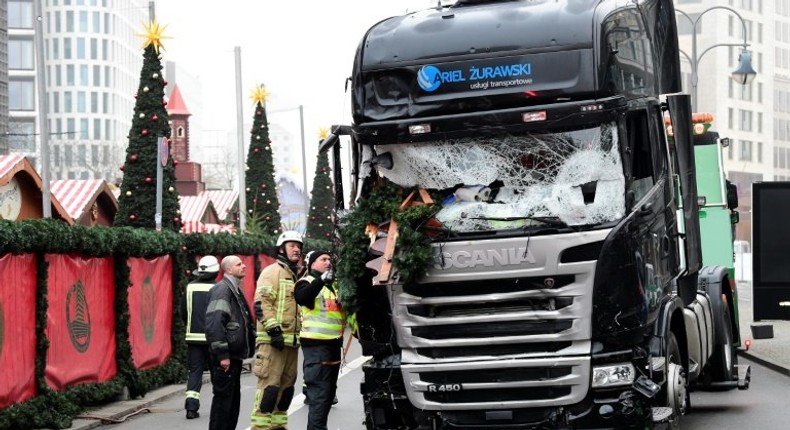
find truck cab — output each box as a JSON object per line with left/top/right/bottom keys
{"left": 320, "top": 1, "right": 748, "bottom": 428}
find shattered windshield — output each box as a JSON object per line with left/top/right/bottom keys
{"left": 371, "top": 122, "right": 625, "bottom": 231}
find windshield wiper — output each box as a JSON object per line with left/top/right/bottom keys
{"left": 466, "top": 215, "right": 565, "bottom": 227}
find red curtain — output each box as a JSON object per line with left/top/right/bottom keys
{"left": 45, "top": 254, "right": 116, "bottom": 391}
{"left": 0, "top": 254, "right": 37, "bottom": 408}
{"left": 128, "top": 256, "right": 173, "bottom": 370}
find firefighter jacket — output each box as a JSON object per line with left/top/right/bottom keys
{"left": 254, "top": 258, "right": 302, "bottom": 347}
{"left": 205, "top": 276, "right": 256, "bottom": 361}
{"left": 184, "top": 280, "right": 213, "bottom": 344}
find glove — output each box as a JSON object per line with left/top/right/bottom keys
{"left": 267, "top": 326, "right": 285, "bottom": 350}
{"left": 321, "top": 270, "right": 335, "bottom": 283}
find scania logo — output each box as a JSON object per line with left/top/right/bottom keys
{"left": 435, "top": 247, "right": 537, "bottom": 269}
{"left": 141, "top": 276, "right": 156, "bottom": 342}
{"left": 66, "top": 280, "right": 91, "bottom": 353}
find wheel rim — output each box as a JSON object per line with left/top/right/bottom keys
{"left": 667, "top": 361, "right": 688, "bottom": 417}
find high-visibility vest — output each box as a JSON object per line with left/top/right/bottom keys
{"left": 185, "top": 281, "right": 213, "bottom": 343}
{"left": 300, "top": 276, "right": 345, "bottom": 340}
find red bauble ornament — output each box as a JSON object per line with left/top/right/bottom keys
{"left": 254, "top": 148, "right": 259, "bottom": 153}
{"left": 134, "top": 92, "right": 138, "bottom": 98}
{"left": 181, "top": 246, "right": 187, "bottom": 251}
{"left": 141, "top": 129, "right": 149, "bottom": 136}
{"left": 162, "top": 100, "right": 167, "bottom": 106}
{"left": 120, "top": 165, "right": 125, "bottom": 171}
{"left": 163, "top": 80, "right": 168, "bottom": 86}
{"left": 174, "top": 217, "right": 180, "bottom": 223}
{"left": 265, "top": 216, "right": 271, "bottom": 221}
{"left": 145, "top": 177, "right": 153, "bottom": 183}
{"left": 131, "top": 154, "right": 138, "bottom": 161}
{"left": 256, "top": 110, "right": 262, "bottom": 116}
{"left": 152, "top": 114, "right": 159, "bottom": 121}
{"left": 173, "top": 159, "right": 179, "bottom": 165}
{"left": 129, "top": 214, "right": 136, "bottom": 221}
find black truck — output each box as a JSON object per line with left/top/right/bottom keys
{"left": 320, "top": 1, "right": 749, "bottom": 428}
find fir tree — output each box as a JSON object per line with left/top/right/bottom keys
{"left": 244, "top": 85, "right": 281, "bottom": 235}
{"left": 306, "top": 130, "right": 336, "bottom": 240}
{"left": 114, "top": 21, "right": 180, "bottom": 231}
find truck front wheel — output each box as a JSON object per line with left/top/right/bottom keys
{"left": 666, "top": 332, "right": 688, "bottom": 429}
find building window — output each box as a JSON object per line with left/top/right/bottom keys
{"left": 77, "top": 38, "right": 86, "bottom": 59}
{"left": 80, "top": 64, "right": 88, "bottom": 86}
{"left": 93, "top": 119, "right": 101, "bottom": 139}
{"left": 78, "top": 91, "right": 86, "bottom": 113}
{"left": 739, "top": 140, "right": 753, "bottom": 161}
{"left": 757, "top": 141, "right": 763, "bottom": 163}
{"left": 177, "top": 127, "right": 185, "bottom": 138}
{"left": 79, "top": 11, "right": 88, "bottom": 32}
{"left": 9, "top": 80, "right": 35, "bottom": 110}
{"left": 91, "top": 92, "right": 98, "bottom": 113}
{"left": 53, "top": 92, "right": 60, "bottom": 113}
{"left": 66, "top": 11, "right": 74, "bottom": 32}
{"left": 64, "top": 91, "right": 72, "bottom": 113}
{"left": 67, "top": 118, "right": 75, "bottom": 140}
{"left": 78, "top": 144, "right": 87, "bottom": 166}
{"left": 8, "top": 1, "right": 34, "bottom": 29}
{"left": 8, "top": 120, "right": 36, "bottom": 152}
{"left": 9, "top": 39, "right": 35, "bottom": 70}
{"left": 64, "top": 37, "right": 72, "bottom": 59}
{"left": 90, "top": 38, "right": 98, "bottom": 60}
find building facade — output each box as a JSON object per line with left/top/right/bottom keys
{"left": 7, "top": 0, "right": 148, "bottom": 182}
{"left": 675, "top": 0, "right": 778, "bottom": 242}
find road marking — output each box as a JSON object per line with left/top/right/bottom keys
{"left": 244, "top": 355, "right": 371, "bottom": 429}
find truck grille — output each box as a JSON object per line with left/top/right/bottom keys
{"left": 391, "top": 231, "right": 608, "bottom": 410}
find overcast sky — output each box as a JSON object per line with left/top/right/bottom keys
{"left": 154, "top": 0, "right": 435, "bottom": 146}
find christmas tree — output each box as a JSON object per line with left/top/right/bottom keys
{"left": 114, "top": 21, "right": 181, "bottom": 231}
{"left": 306, "top": 128, "right": 336, "bottom": 240}
{"left": 244, "top": 85, "right": 282, "bottom": 235}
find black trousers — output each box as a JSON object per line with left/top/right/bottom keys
{"left": 208, "top": 357, "right": 243, "bottom": 430}
{"left": 302, "top": 342, "right": 341, "bottom": 430}
{"left": 185, "top": 343, "right": 211, "bottom": 412}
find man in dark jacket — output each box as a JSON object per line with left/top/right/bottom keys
{"left": 183, "top": 255, "right": 219, "bottom": 419}
{"left": 205, "top": 255, "right": 256, "bottom": 430}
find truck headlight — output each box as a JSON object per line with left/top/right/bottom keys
{"left": 592, "top": 363, "right": 636, "bottom": 388}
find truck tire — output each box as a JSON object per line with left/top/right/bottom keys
{"left": 709, "top": 302, "right": 736, "bottom": 382}
{"left": 665, "top": 332, "right": 688, "bottom": 429}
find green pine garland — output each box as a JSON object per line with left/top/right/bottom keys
{"left": 336, "top": 181, "right": 439, "bottom": 313}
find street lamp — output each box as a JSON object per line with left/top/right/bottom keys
{"left": 676, "top": 6, "right": 757, "bottom": 112}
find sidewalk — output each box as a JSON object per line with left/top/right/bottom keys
{"left": 736, "top": 281, "right": 790, "bottom": 377}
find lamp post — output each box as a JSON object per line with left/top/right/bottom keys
{"left": 676, "top": 6, "right": 757, "bottom": 112}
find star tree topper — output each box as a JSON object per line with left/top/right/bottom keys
{"left": 319, "top": 127, "right": 330, "bottom": 140}
{"left": 137, "top": 19, "right": 170, "bottom": 53}
{"left": 250, "top": 84, "right": 270, "bottom": 105}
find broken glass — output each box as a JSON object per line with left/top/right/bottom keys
{"left": 369, "top": 122, "right": 625, "bottom": 231}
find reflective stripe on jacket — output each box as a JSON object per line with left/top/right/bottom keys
{"left": 254, "top": 259, "right": 301, "bottom": 346}
{"left": 299, "top": 275, "right": 345, "bottom": 340}
{"left": 185, "top": 281, "right": 212, "bottom": 343}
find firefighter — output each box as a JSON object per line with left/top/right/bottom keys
{"left": 183, "top": 255, "right": 219, "bottom": 419}
{"left": 294, "top": 250, "right": 357, "bottom": 430}
{"left": 250, "top": 230, "right": 304, "bottom": 430}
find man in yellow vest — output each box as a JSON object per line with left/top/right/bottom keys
{"left": 183, "top": 255, "right": 219, "bottom": 419}
{"left": 250, "top": 231, "right": 304, "bottom": 430}
{"left": 295, "top": 250, "right": 356, "bottom": 430}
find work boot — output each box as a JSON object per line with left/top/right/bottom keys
{"left": 185, "top": 410, "right": 199, "bottom": 419}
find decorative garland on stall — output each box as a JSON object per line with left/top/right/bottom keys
{"left": 0, "top": 219, "right": 273, "bottom": 429}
